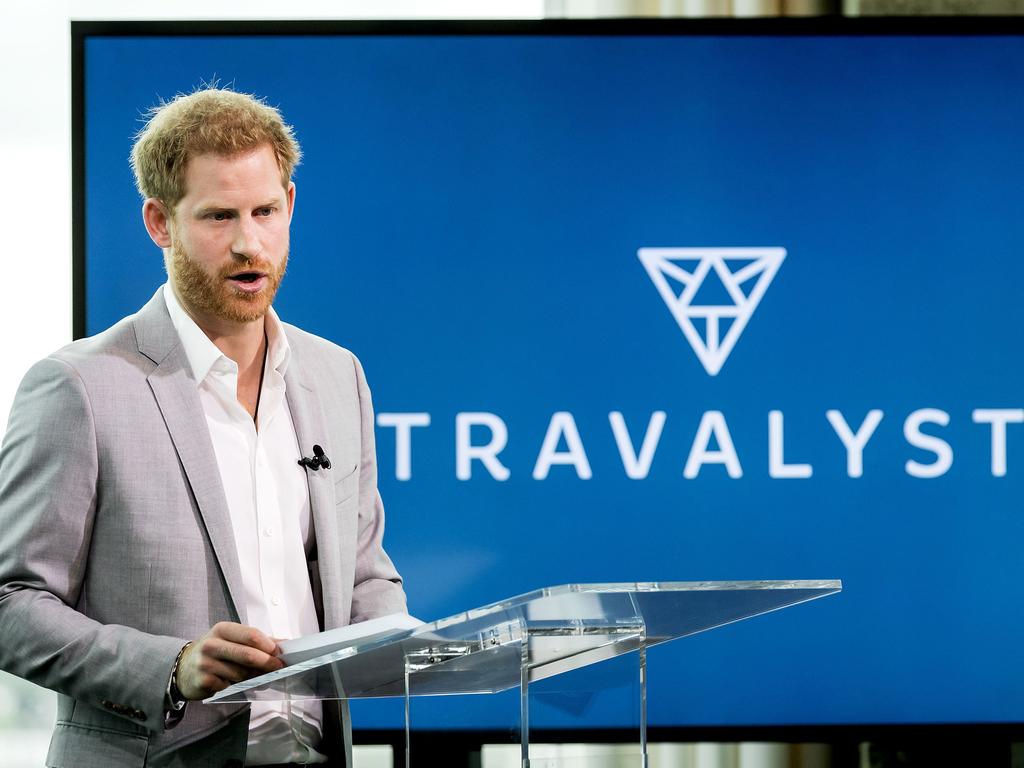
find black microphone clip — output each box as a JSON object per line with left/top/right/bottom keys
{"left": 298, "top": 444, "right": 332, "bottom": 471}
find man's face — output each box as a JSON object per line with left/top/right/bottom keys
{"left": 166, "top": 144, "right": 295, "bottom": 329}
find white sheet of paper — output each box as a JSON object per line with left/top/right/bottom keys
{"left": 277, "top": 612, "right": 424, "bottom": 665}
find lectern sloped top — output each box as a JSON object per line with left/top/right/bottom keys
{"left": 208, "top": 580, "right": 841, "bottom": 704}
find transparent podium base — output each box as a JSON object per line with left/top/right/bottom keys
{"left": 207, "top": 582, "right": 841, "bottom": 767}
{"left": 403, "top": 637, "right": 649, "bottom": 768}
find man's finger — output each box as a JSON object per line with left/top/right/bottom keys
{"left": 202, "top": 658, "right": 256, "bottom": 685}
{"left": 210, "top": 621, "right": 279, "bottom": 654}
{"left": 201, "top": 636, "right": 284, "bottom": 672}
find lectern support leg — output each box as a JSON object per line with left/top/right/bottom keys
{"left": 520, "top": 636, "right": 531, "bottom": 768}
{"left": 639, "top": 642, "right": 648, "bottom": 768}
{"left": 404, "top": 661, "right": 411, "bottom": 768}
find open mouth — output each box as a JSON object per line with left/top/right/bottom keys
{"left": 226, "top": 271, "right": 269, "bottom": 294}
{"left": 230, "top": 271, "right": 264, "bottom": 283}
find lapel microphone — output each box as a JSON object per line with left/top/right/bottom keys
{"left": 298, "top": 444, "right": 332, "bottom": 471}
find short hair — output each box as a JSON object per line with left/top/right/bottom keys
{"left": 130, "top": 87, "right": 301, "bottom": 207}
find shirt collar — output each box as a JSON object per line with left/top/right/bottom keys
{"left": 162, "top": 282, "right": 291, "bottom": 385}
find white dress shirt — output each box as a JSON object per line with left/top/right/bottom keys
{"left": 163, "top": 284, "right": 327, "bottom": 765}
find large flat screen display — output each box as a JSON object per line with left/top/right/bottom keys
{"left": 75, "top": 20, "right": 1024, "bottom": 732}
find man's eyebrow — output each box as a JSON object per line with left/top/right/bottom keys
{"left": 193, "top": 200, "right": 281, "bottom": 216}
{"left": 194, "top": 204, "right": 237, "bottom": 216}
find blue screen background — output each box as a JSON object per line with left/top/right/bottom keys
{"left": 84, "top": 31, "right": 1024, "bottom": 728}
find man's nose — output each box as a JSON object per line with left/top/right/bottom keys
{"left": 231, "top": 216, "right": 263, "bottom": 260}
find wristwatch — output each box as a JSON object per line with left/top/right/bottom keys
{"left": 164, "top": 642, "right": 191, "bottom": 728}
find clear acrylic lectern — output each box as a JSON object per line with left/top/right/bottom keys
{"left": 209, "top": 580, "right": 840, "bottom": 767}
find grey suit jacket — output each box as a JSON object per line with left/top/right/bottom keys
{"left": 0, "top": 290, "right": 406, "bottom": 767}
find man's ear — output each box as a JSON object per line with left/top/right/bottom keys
{"left": 142, "top": 199, "right": 173, "bottom": 248}
{"left": 286, "top": 181, "right": 296, "bottom": 223}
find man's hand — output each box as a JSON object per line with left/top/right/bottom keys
{"left": 175, "top": 622, "right": 285, "bottom": 700}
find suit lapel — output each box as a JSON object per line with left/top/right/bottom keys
{"left": 284, "top": 357, "right": 344, "bottom": 631}
{"left": 134, "top": 291, "right": 248, "bottom": 625}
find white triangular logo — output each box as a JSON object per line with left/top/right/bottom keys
{"left": 638, "top": 247, "right": 786, "bottom": 376}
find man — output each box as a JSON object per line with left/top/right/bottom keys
{"left": 0, "top": 88, "right": 406, "bottom": 767}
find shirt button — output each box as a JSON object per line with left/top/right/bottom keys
{"left": 271, "top": 596, "right": 281, "bottom": 606}
{"left": 263, "top": 526, "right": 274, "bottom": 537}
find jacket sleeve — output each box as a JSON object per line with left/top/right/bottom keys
{"left": 0, "top": 357, "right": 187, "bottom": 733}
{"left": 348, "top": 354, "right": 407, "bottom": 623}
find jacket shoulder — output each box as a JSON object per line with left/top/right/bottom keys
{"left": 42, "top": 314, "right": 149, "bottom": 381}
{"left": 281, "top": 323, "right": 363, "bottom": 376}
{"left": 281, "top": 322, "right": 352, "bottom": 356}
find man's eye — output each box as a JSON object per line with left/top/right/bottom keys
{"left": 256, "top": 207, "right": 275, "bottom": 217}
{"left": 208, "top": 211, "right": 231, "bottom": 221}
